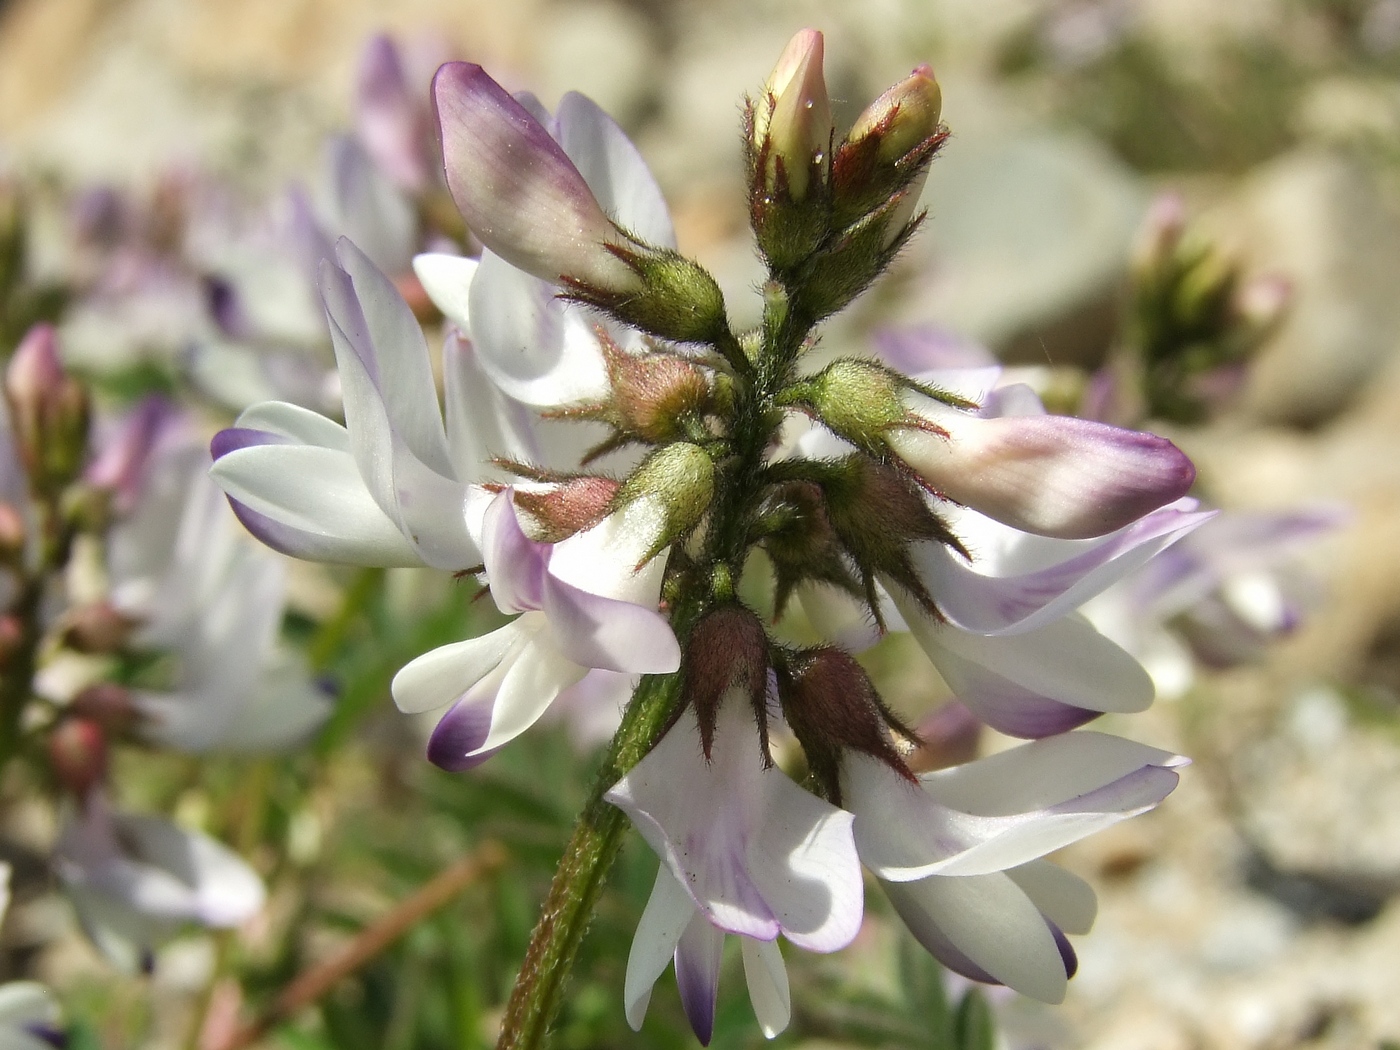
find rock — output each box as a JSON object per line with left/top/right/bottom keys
{"left": 891, "top": 129, "right": 1146, "bottom": 357}
{"left": 1207, "top": 150, "right": 1400, "bottom": 425}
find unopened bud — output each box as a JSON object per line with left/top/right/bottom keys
{"left": 512, "top": 476, "right": 620, "bottom": 544}
{"left": 604, "top": 342, "right": 712, "bottom": 443}
{"left": 776, "top": 646, "right": 914, "bottom": 804}
{"left": 0, "top": 615, "right": 22, "bottom": 668}
{"left": 752, "top": 29, "right": 832, "bottom": 203}
{"left": 0, "top": 501, "right": 24, "bottom": 562}
{"left": 70, "top": 682, "right": 138, "bottom": 734}
{"left": 832, "top": 64, "right": 944, "bottom": 227}
{"left": 614, "top": 442, "right": 715, "bottom": 562}
{"left": 62, "top": 602, "right": 139, "bottom": 654}
{"left": 48, "top": 717, "right": 108, "bottom": 798}
{"left": 1131, "top": 192, "right": 1187, "bottom": 278}
{"left": 5, "top": 324, "right": 91, "bottom": 495}
{"left": 682, "top": 604, "right": 771, "bottom": 759}
{"left": 1235, "top": 273, "right": 1291, "bottom": 332}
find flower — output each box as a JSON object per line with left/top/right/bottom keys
{"left": 605, "top": 690, "right": 864, "bottom": 1042}
{"left": 211, "top": 237, "right": 534, "bottom": 569}
{"left": 422, "top": 75, "right": 680, "bottom": 406}
{"left": 0, "top": 863, "right": 63, "bottom": 1050}
{"left": 392, "top": 486, "right": 680, "bottom": 771}
{"left": 844, "top": 731, "right": 1184, "bottom": 1002}
{"left": 793, "top": 369, "right": 1213, "bottom": 737}
{"left": 355, "top": 34, "right": 439, "bottom": 194}
{"left": 1085, "top": 506, "right": 1346, "bottom": 699}
{"left": 109, "top": 449, "right": 332, "bottom": 753}
{"left": 53, "top": 790, "right": 265, "bottom": 972}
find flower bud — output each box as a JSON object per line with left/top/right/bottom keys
{"left": 70, "top": 682, "right": 138, "bottom": 735}
{"left": 614, "top": 442, "right": 715, "bottom": 562}
{"left": 1235, "top": 273, "right": 1291, "bottom": 333}
{"left": 0, "top": 501, "right": 24, "bottom": 563}
{"left": 48, "top": 717, "right": 108, "bottom": 799}
{"left": 832, "top": 64, "right": 944, "bottom": 227}
{"left": 5, "top": 324, "right": 90, "bottom": 496}
{"left": 62, "top": 602, "right": 138, "bottom": 654}
{"left": 786, "top": 357, "right": 930, "bottom": 453}
{"left": 752, "top": 30, "right": 832, "bottom": 203}
{"left": 1131, "top": 192, "right": 1187, "bottom": 279}
{"left": 681, "top": 603, "right": 771, "bottom": 759}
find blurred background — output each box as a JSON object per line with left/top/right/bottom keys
{"left": 3, "top": 0, "right": 1400, "bottom": 1048}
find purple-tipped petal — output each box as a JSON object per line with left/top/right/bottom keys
{"left": 426, "top": 694, "right": 497, "bottom": 772}
{"left": 674, "top": 917, "right": 724, "bottom": 1046}
{"left": 891, "top": 395, "right": 1197, "bottom": 540}
{"left": 912, "top": 501, "right": 1215, "bottom": 637}
{"left": 87, "top": 394, "right": 181, "bottom": 510}
{"left": 479, "top": 491, "right": 550, "bottom": 614}
{"left": 210, "top": 426, "right": 286, "bottom": 460}
{"left": 432, "top": 62, "right": 639, "bottom": 292}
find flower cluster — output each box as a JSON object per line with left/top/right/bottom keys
{"left": 212, "top": 28, "right": 1206, "bottom": 1045}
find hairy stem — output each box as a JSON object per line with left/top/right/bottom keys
{"left": 495, "top": 671, "right": 681, "bottom": 1050}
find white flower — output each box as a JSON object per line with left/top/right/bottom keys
{"left": 844, "top": 732, "right": 1184, "bottom": 1002}
{"left": 606, "top": 692, "right": 863, "bottom": 1042}
{"left": 392, "top": 487, "right": 679, "bottom": 770}
{"left": 53, "top": 791, "right": 265, "bottom": 972}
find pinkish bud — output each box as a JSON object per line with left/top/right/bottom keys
{"left": 752, "top": 29, "right": 832, "bottom": 201}
{"left": 70, "top": 682, "right": 138, "bottom": 734}
{"left": 63, "top": 602, "right": 139, "bottom": 654}
{"left": 846, "top": 65, "right": 943, "bottom": 167}
{"left": 1131, "top": 192, "right": 1187, "bottom": 277}
{"left": 5, "top": 324, "right": 90, "bottom": 494}
{"left": 0, "top": 501, "right": 24, "bottom": 562}
{"left": 0, "top": 615, "right": 22, "bottom": 668}
{"left": 48, "top": 717, "right": 108, "bottom": 799}
{"left": 1235, "top": 273, "right": 1292, "bottom": 332}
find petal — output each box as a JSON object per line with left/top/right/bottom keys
{"left": 675, "top": 914, "right": 724, "bottom": 1046}
{"left": 847, "top": 736, "right": 1182, "bottom": 881}
{"left": 323, "top": 136, "right": 416, "bottom": 276}
{"left": 232, "top": 400, "right": 351, "bottom": 451}
{"left": 741, "top": 936, "right": 791, "bottom": 1039}
{"left": 210, "top": 444, "right": 423, "bottom": 566}
{"left": 114, "top": 814, "right": 266, "bottom": 927}
{"left": 541, "top": 572, "right": 680, "bottom": 674}
{"left": 897, "top": 594, "right": 1155, "bottom": 734}
{"left": 554, "top": 92, "right": 676, "bottom": 248}
{"left": 625, "top": 866, "right": 695, "bottom": 1032}
{"left": 442, "top": 330, "right": 542, "bottom": 481}
{"left": 412, "top": 252, "right": 478, "bottom": 333}
{"left": 1007, "top": 860, "right": 1097, "bottom": 936}
{"left": 466, "top": 250, "right": 611, "bottom": 407}
{"left": 0, "top": 983, "right": 60, "bottom": 1026}
{"left": 606, "top": 699, "right": 780, "bottom": 941}
{"left": 476, "top": 630, "right": 589, "bottom": 754}
{"left": 749, "top": 774, "right": 863, "bottom": 952}
{"left": 884, "top": 872, "right": 1068, "bottom": 1003}
{"left": 355, "top": 35, "right": 431, "bottom": 192}
{"left": 322, "top": 242, "right": 477, "bottom": 568}
{"left": 480, "top": 492, "right": 549, "bottom": 614}
{"left": 547, "top": 496, "right": 668, "bottom": 603}
{"left": 912, "top": 502, "right": 1215, "bottom": 636}
{"left": 891, "top": 394, "right": 1196, "bottom": 540}
{"left": 391, "top": 621, "right": 526, "bottom": 713}
{"left": 432, "top": 63, "right": 638, "bottom": 291}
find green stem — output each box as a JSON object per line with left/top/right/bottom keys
{"left": 494, "top": 671, "right": 682, "bottom": 1050}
